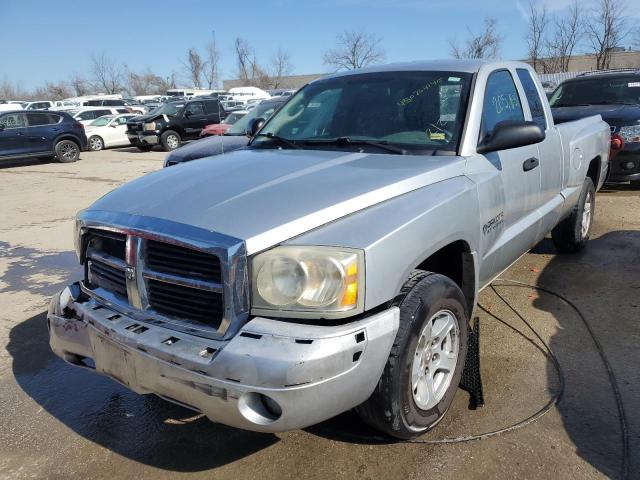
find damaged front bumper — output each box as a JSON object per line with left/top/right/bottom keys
{"left": 47, "top": 283, "right": 399, "bottom": 433}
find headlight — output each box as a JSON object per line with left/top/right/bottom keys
{"left": 251, "top": 246, "right": 364, "bottom": 318}
{"left": 619, "top": 125, "right": 640, "bottom": 143}
{"left": 143, "top": 121, "right": 156, "bottom": 130}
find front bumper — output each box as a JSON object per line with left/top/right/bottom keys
{"left": 48, "top": 284, "right": 399, "bottom": 433}
{"left": 127, "top": 131, "right": 159, "bottom": 146}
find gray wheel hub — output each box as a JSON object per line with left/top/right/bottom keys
{"left": 411, "top": 309, "right": 460, "bottom": 410}
{"left": 89, "top": 137, "right": 102, "bottom": 150}
{"left": 60, "top": 142, "right": 78, "bottom": 160}
{"left": 166, "top": 134, "right": 179, "bottom": 149}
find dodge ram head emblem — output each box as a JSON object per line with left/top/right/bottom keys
{"left": 125, "top": 266, "right": 135, "bottom": 281}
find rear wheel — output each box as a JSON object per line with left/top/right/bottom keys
{"left": 88, "top": 136, "right": 104, "bottom": 151}
{"left": 356, "top": 271, "right": 468, "bottom": 439}
{"left": 552, "top": 177, "right": 595, "bottom": 253}
{"left": 160, "top": 130, "right": 181, "bottom": 151}
{"left": 55, "top": 139, "right": 80, "bottom": 163}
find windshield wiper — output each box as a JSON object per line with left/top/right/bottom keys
{"left": 301, "top": 137, "right": 406, "bottom": 155}
{"left": 253, "top": 132, "right": 301, "bottom": 149}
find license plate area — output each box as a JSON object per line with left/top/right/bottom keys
{"left": 93, "top": 334, "right": 136, "bottom": 388}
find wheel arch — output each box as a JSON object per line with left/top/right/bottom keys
{"left": 586, "top": 155, "right": 601, "bottom": 189}
{"left": 412, "top": 239, "right": 476, "bottom": 316}
{"left": 54, "top": 133, "right": 83, "bottom": 147}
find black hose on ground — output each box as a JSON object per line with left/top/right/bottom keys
{"left": 314, "top": 279, "right": 629, "bottom": 480}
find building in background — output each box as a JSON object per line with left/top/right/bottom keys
{"left": 528, "top": 49, "right": 640, "bottom": 74}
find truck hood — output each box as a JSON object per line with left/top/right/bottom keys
{"left": 552, "top": 104, "right": 640, "bottom": 127}
{"left": 88, "top": 149, "right": 466, "bottom": 254}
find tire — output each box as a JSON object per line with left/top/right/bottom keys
{"left": 88, "top": 136, "right": 104, "bottom": 151}
{"left": 160, "top": 130, "right": 181, "bottom": 151}
{"left": 136, "top": 145, "right": 153, "bottom": 152}
{"left": 551, "top": 177, "right": 595, "bottom": 253}
{"left": 356, "top": 271, "right": 469, "bottom": 439}
{"left": 54, "top": 139, "right": 80, "bottom": 163}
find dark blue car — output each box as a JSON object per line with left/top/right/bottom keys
{"left": 0, "top": 110, "right": 87, "bottom": 163}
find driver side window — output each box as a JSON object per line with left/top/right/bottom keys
{"left": 481, "top": 70, "right": 524, "bottom": 139}
{"left": 185, "top": 103, "right": 204, "bottom": 116}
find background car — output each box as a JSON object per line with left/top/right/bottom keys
{"left": 200, "top": 110, "right": 248, "bottom": 137}
{"left": 23, "top": 101, "right": 54, "bottom": 110}
{"left": 68, "top": 107, "right": 130, "bottom": 125}
{"left": 85, "top": 114, "right": 138, "bottom": 151}
{"left": 164, "top": 95, "right": 288, "bottom": 166}
{"left": 0, "top": 110, "right": 86, "bottom": 162}
{"left": 550, "top": 69, "right": 640, "bottom": 186}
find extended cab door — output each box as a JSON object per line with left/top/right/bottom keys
{"left": 471, "top": 69, "right": 542, "bottom": 286}
{"left": 516, "top": 68, "right": 564, "bottom": 237}
{"left": 182, "top": 101, "right": 207, "bottom": 139}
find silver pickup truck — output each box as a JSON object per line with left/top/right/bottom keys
{"left": 48, "top": 60, "right": 610, "bottom": 439}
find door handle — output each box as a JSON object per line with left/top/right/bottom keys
{"left": 523, "top": 157, "right": 539, "bottom": 171}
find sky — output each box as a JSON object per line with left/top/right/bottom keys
{"left": 0, "top": 0, "right": 632, "bottom": 91}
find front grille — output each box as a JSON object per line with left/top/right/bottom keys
{"left": 88, "top": 259, "right": 127, "bottom": 297}
{"left": 128, "top": 123, "right": 142, "bottom": 132}
{"left": 146, "top": 240, "right": 221, "bottom": 282}
{"left": 147, "top": 279, "right": 224, "bottom": 326}
{"left": 87, "top": 229, "right": 126, "bottom": 260}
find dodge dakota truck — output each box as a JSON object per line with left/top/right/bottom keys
{"left": 48, "top": 60, "right": 610, "bottom": 439}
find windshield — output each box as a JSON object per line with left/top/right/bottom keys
{"left": 150, "top": 102, "right": 184, "bottom": 116}
{"left": 227, "top": 101, "right": 285, "bottom": 135}
{"left": 88, "top": 116, "right": 114, "bottom": 127}
{"left": 252, "top": 71, "right": 472, "bottom": 153}
{"left": 550, "top": 76, "right": 640, "bottom": 106}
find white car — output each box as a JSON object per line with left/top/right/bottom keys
{"left": 85, "top": 114, "right": 139, "bottom": 151}
{"left": 68, "top": 107, "right": 130, "bottom": 125}
{"left": 24, "top": 100, "right": 54, "bottom": 110}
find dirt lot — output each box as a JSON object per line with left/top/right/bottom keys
{"left": 0, "top": 149, "right": 638, "bottom": 480}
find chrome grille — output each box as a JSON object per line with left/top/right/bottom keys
{"left": 146, "top": 240, "right": 221, "bottom": 282}
{"left": 77, "top": 212, "right": 249, "bottom": 340}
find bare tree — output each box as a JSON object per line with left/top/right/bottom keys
{"left": 90, "top": 52, "right": 125, "bottom": 94}
{"left": 449, "top": 18, "right": 502, "bottom": 59}
{"left": 586, "top": 0, "right": 629, "bottom": 70}
{"left": 525, "top": 1, "right": 549, "bottom": 72}
{"left": 126, "top": 69, "right": 163, "bottom": 95}
{"left": 69, "top": 74, "right": 91, "bottom": 96}
{"left": 235, "top": 37, "right": 254, "bottom": 82}
{"left": 269, "top": 48, "right": 293, "bottom": 88}
{"left": 0, "top": 77, "right": 29, "bottom": 99}
{"left": 204, "top": 41, "right": 221, "bottom": 89}
{"left": 544, "top": 1, "right": 581, "bottom": 72}
{"left": 183, "top": 48, "right": 206, "bottom": 88}
{"left": 44, "top": 81, "right": 71, "bottom": 100}
{"left": 323, "top": 31, "right": 385, "bottom": 70}
{"left": 154, "top": 73, "right": 177, "bottom": 93}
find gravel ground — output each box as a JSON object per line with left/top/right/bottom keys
{"left": 0, "top": 149, "right": 638, "bottom": 480}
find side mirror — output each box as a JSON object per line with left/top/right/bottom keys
{"left": 247, "top": 117, "right": 265, "bottom": 137}
{"left": 477, "top": 120, "right": 545, "bottom": 154}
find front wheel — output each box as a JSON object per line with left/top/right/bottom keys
{"left": 88, "top": 136, "right": 104, "bottom": 151}
{"left": 356, "top": 271, "right": 468, "bottom": 439}
{"left": 55, "top": 139, "right": 80, "bottom": 163}
{"left": 160, "top": 130, "right": 181, "bottom": 151}
{"left": 552, "top": 177, "right": 595, "bottom": 253}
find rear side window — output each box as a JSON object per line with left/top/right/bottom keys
{"left": 116, "top": 108, "right": 128, "bottom": 114}
{"left": 86, "top": 100, "right": 101, "bottom": 106}
{"left": 26, "top": 113, "right": 51, "bottom": 126}
{"left": 481, "top": 70, "right": 524, "bottom": 138}
{"left": 97, "top": 109, "right": 111, "bottom": 117}
{"left": 0, "top": 113, "right": 27, "bottom": 128}
{"left": 204, "top": 100, "right": 224, "bottom": 114}
{"left": 47, "top": 113, "right": 62, "bottom": 124}
{"left": 517, "top": 69, "right": 547, "bottom": 130}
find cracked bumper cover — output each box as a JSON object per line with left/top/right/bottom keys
{"left": 47, "top": 284, "right": 399, "bottom": 433}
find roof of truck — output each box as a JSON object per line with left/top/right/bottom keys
{"left": 316, "top": 59, "right": 531, "bottom": 82}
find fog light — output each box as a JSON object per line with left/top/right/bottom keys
{"left": 623, "top": 161, "right": 636, "bottom": 170}
{"left": 238, "top": 392, "right": 282, "bottom": 425}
